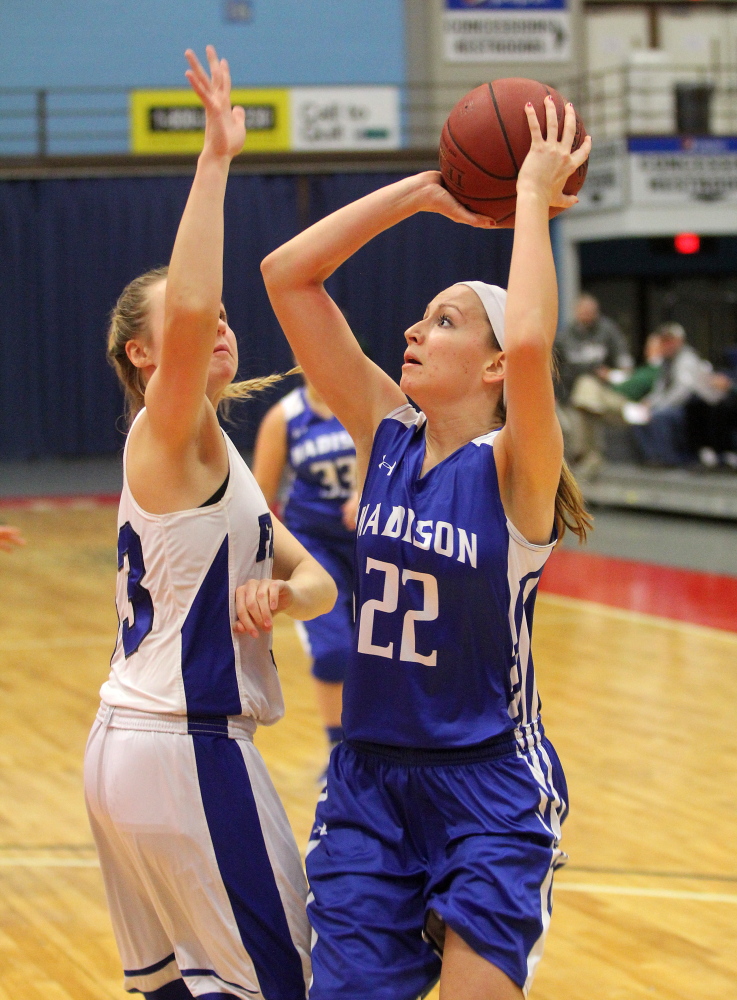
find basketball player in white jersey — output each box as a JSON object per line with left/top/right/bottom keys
{"left": 262, "top": 101, "right": 591, "bottom": 999}
{"left": 84, "top": 48, "right": 336, "bottom": 1000}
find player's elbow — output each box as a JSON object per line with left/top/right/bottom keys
{"left": 317, "top": 568, "right": 338, "bottom": 618}
{"left": 503, "top": 334, "right": 552, "bottom": 370}
{"left": 261, "top": 248, "right": 297, "bottom": 294}
{"left": 260, "top": 249, "right": 281, "bottom": 287}
{"left": 300, "top": 562, "right": 338, "bottom": 621}
{"left": 261, "top": 249, "right": 324, "bottom": 296}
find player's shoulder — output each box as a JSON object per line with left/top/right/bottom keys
{"left": 379, "top": 401, "right": 425, "bottom": 432}
{"left": 279, "top": 386, "right": 306, "bottom": 422}
{"left": 366, "top": 403, "right": 425, "bottom": 472}
{"left": 370, "top": 401, "right": 424, "bottom": 453}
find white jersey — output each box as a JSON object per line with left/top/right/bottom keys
{"left": 101, "top": 411, "right": 284, "bottom": 723}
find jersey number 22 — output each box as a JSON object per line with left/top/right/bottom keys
{"left": 357, "top": 558, "right": 438, "bottom": 666}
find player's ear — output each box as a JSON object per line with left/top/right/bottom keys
{"left": 482, "top": 351, "right": 505, "bottom": 385}
{"left": 125, "top": 337, "right": 152, "bottom": 370}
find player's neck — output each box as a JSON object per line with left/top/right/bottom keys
{"left": 420, "top": 402, "right": 497, "bottom": 476}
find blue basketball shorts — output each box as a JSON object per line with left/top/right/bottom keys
{"left": 305, "top": 735, "right": 568, "bottom": 1000}
{"left": 291, "top": 533, "right": 354, "bottom": 684}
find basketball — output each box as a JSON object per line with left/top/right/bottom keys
{"left": 439, "top": 78, "right": 589, "bottom": 227}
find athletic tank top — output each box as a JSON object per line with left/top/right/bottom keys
{"left": 101, "top": 410, "right": 284, "bottom": 723}
{"left": 280, "top": 387, "right": 355, "bottom": 543}
{"left": 343, "top": 403, "right": 555, "bottom": 749}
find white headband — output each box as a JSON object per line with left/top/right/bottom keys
{"left": 458, "top": 281, "right": 507, "bottom": 349}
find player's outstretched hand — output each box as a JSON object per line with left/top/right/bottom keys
{"left": 517, "top": 96, "right": 591, "bottom": 211}
{"left": 414, "top": 171, "right": 497, "bottom": 228}
{"left": 185, "top": 45, "right": 246, "bottom": 161}
{"left": 234, "top": 578, "right": 294, "bottom": 637}
{"left": 0, "top": 525, "right": 26, "bottom": 552}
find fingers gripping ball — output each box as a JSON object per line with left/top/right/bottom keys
{"left": 439, "top": 78, "right": 589, "bottom": 227}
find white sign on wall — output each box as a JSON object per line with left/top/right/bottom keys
{"left": 290, "top": 87, "right": 400, "bottom": 151}
{"left": 443, "top": 0, "right": 571, "bottom": 63}
{"left": 629, "top": 136, "right": 737, "bottom": 205}
{"left": 574, "top": 139, "right": 626, "bottom": 212}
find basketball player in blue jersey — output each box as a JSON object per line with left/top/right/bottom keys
{"left": 261, "top": 99, "right": 592, "bottom": 1000}
{"left": 253, "top": 378, "right": 356, "bottom": 762}
{"left": 84, "top": 48, "right": 336, "bottom": 1000}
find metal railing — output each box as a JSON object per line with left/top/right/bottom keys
{"left": 0, "top": 86, "right": 130, "bottom": 156}
{"left": 3, "top": 66, "right": 737, "bottom": 159}
{"left": 562, "top": 63, "right": 737, "bottom": 140}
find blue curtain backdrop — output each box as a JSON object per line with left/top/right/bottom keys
{"left": 0, "top": 172, "right": 513, "bottom": 459}
{"left": 0, "top": 174, "right": 300, "bottom": 458}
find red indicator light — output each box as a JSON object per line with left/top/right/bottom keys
{"left": 674, "top": 232, "right": 701, "bottom": 254}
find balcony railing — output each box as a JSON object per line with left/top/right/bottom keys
{"left": 2, "top": 65, "right": 736, "bottom": 160}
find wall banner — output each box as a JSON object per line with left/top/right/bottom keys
{"left": 574, "top": 139, "right": 626, "bottom": 213}
{"left": 130, "top": 88, "right": 290, "bottom": 153}
{"left": 131, "top": 86, "right": 399, "bottom": 154}
{"left": 290, "top": 87, "right": 399, "bottom": 151}
{"left": 443, "top": 0, "right": 571, "bottom": 63}
{"left": 628, "top": 136, "right": 737, "bottom": 205}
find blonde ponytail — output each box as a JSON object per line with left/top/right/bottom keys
{"left": 554, "top": 458, "right": 593, "bottom": 543}
{"left": 220, "top": 366, "right": 302, "bottom": 403}
{"left": 493, "top": 396, "right": 592, "bottom": 544}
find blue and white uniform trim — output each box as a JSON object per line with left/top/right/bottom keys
{"left": 85, "top": 704, "right": 311, "bottom": 999}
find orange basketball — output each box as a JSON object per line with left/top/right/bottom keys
{"left": 439, "top": 78, "right": 589, "bottom": 228}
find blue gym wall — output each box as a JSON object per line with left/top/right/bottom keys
{"left": 0, "top": 173, "right": 514, "bottom": 460}
{"left": 0, "top": 0, "right": 405, "bottom": 88}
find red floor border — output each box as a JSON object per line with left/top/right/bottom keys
{"left": 541, "top": 549, "right": 737, "bottom": 634}
{"left": 2, "top": 494, "right": 735, "bottom": 633}
{"left": 0, "top": 493, "right": 120, "bottom": 509}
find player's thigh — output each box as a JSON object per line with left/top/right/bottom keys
{"left": 440, "top": 927, "right": 523, "bottom": 1000}
{"left": 426, "top": 743, "right": 568, "bottom": 995}
{"left": 306, "top": 745, "right": 440, "bottom": 1000}
{"left": 307, "top": 847, "right": 439, "bottom": 1000}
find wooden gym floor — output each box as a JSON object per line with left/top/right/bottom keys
{"left": 0, "top": 503, "right": 735, "bottom": 1000}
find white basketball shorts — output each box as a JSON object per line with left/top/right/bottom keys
{"left": 84, "top": 703, "right": 311, "bottom": 999}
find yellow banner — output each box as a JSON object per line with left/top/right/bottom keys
{"left": 130, "top": 88, "right": 291, "bottom": 154}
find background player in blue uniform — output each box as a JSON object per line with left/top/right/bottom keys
{"left": 262, "top": 100, "right": 592, "bottom": 999}
{"left": 253, "top": 378, "right": 357, "bottom": 760}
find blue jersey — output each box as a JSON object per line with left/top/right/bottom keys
{"left": 280, "top": 388, "right": 356, "bottom": 544}
{"left": 343, "top": 403, "right": 556, "bottom": 749}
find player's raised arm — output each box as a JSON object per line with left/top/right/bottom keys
{"left": 260, "top": 172, "right": 493, "bottom": 456}
{"left": 496, "top": 97, "right": 591, "bottom": 542}
{"left": 140, "top": 46, "right": 245, "bottom": 449}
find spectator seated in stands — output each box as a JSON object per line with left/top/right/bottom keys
{"left": 566, "top": 332, "right": 663, "bottom": 477}
{"left": 555, "top": 292, "right": 633, "bottom": 478}
{"left": 685, "top": 364, "right": 737, "bottom": 472}
{"left": 630, "top": 323, "right": 727, "bottom": 468}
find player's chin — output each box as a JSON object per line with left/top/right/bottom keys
{"left": 210, "top": 353, "right": 238, "bottom": 382}
{"left": 399, "top": 364, "right": 422, "bottom": 391}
